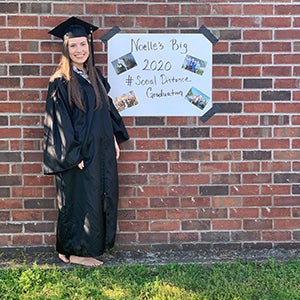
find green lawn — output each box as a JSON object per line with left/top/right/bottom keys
{"left": 0, "top": 259, "right": 300, "bottom": 299}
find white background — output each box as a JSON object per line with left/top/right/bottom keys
{"left": 108, "top": 33, "right": 212, "bottom": 116}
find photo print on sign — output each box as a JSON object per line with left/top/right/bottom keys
{"left": 185, "top": 87, "right": 209, "bottom": 110}
{"left": 111, "top": 52, "right": 137, "bottom": 75}
{"left": 182, "top": 55, "right": 207, "bottom": 76}
{"left": 113, "top": 90, "right": 139, "bottom": 112}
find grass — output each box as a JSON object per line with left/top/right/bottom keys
{"left": 0, "top": 259, "right": 300, "bottom": 299}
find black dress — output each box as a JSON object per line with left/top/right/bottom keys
{"left": 43, "top": 70, "right": 129, "bottom": 257}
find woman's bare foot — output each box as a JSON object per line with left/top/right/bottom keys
{"left": 58, "top": 253, "right": 70, "bottom": 263}
{"left": 69, "top": 255, "right": 103, "bottom": 267}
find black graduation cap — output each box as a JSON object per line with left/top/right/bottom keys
{"left": 49, "top": 16, "right": 99, "bottom": 64}
{"left": 49, "top": 16, "right": 98, "bottom": 40}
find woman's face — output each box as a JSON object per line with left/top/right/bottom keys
{"left": 68, "top": 36, "right": 89, "bottom": 69}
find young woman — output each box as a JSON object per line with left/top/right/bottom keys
{"left": 43, "top": 17, "right": 129, "bottom": 266}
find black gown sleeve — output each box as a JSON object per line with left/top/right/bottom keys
{"left": 43, "top": 79, "right": 82, "bottom": 175}
{"left": 98, "top": 70, "right": 130, "bottom": 144}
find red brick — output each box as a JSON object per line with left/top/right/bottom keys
{"left": 291, "top": 209, "right": 300, "bottom": 220}
{"left": 232, "top": 231, "right": 260, "bottom": 242}
{"left": 0, "top": 223, "right": 22, "bottom": 233}
{"left": 8, "top": 16, "right": 38, "bottom": 27}
{"left": 263, "top": 17, "right": 291, "bottom": 28}
{"left": 230, "top": 115, "right": 258, "bottom": 126}
{"left": 230, "top": 139, "right": 259, "bottom": 149}
{"left": 261, "top": 139, "right": 290, "bottom": 149}
{"left": 243, "top": 54, "right": 272, "bottom": 64}
{"left": 22, "top": 102, "right": 45, "bottom": 114}
{"left": 275, "top": 219, "right": 300, "bottom": 230}
{"left": 243, "top": 174, "right": 272, "bottom": 184}
{"left": 244, "top": 219, "right": 272, "bottom": 230}
{"left": 169, "top": 162, "right": 199, "bottom": 173}
{"left": 212, "top": 4, "right": 242, "bottom": 15}
{"left": 262, "top": 208, "right": 291, "bottom": 218}
{"left": 119, "top": 198, "right": 149, "bottom": 210}
{"left": 244, "top": 30, "right": 273, "bottom": 40}
{"left": 201, "top": 162, "right": 229, "bottom": 173}
{"left": 181, "top": 197, "right": 210, "bottom": 208}
{"left": 149, "top": 174, "right": 179, "bottom": 185}
{"left": 230, "top": 208, "right": 259, "bottom": 219}
{"left": 262, "top": 231, "right": 292, "bottom": 241}
{"left": 261, "top": 161, "right": 291, "bottom": 172}
{"left": 167, "top": 208, "right": 197, "bottom": 220}
{"left": 9, "top": 90, "right": 40, "bottom": 101}
{"left": 0, "top": 128, "right": 21, "bottom": 138}
{"left": 182, "top": 4, "right": 209, "bottom": 15}
{"left": 242, "top": 196, "right": 272, "bottom": 207}
{"left": 0, "top": 211, "right": 9, "bottom": 221}
{"left": 137, "top": 186, "right": 168, "bottom": 197}
{"left": 274, "top": 54, "right": 300, "bottom": 64}
{"left": 86, "top": 3, "right": 116, "bottom": 14}
{"left": 117, "top": 209, "right": 136, "bottom": 221}
{"left": 118, "top": 162, "right": 136, "bottom": 173}
{"left": 212, "top": 197, "right": 242, "bottom": 208}
{"left": 121, "top": 151, "right": 148, "bottom": 162}
{"left": 261, "top": 184, "right": 291, "bottom": 195}
{"left": 275, "top": 78, "right": 298, "bottom": 89}
{"left": 0, "top": 235, "right": 11, "bottom": 246}
{"left": 104, "top": 16, "right": 135, "bottom": 28}
{"left": 12, "top": 210, "right": 43, "bottom": 221}
{"left": 137, "top": 209, "right": 166, "bottom": 220}
{"left": 181, "top": 174, "right": 210, "bottom": 185}
{"left": 212, "top": 151, "right": 241, "bottom": 161}
{"left": 168, "top": 185, "right": 198, "bottom": 197}
{"left": 213, "top": 78, "right": 241, "bottom": 89}
{"left": 44, "top": 210, "right": 57, "bottom": 221}
{"left": 166, "top": 17, "right": 196, "bottom": 28}
{"left": 53, "top": 3, "right": 84, "bottom": 15}
{"left": 170, "top": 232, "right": 199, "bottom": 243}
{"left": 232, "top": 66, "right": 261, "bottom": 77}
{"left": 138, "top": 162, "right": 168, "bottom": 173}
{"left": 149, "top": 197, "right": 178, "bottom": 208}
{"left": 150, "top": 221, "right": 180, "bottom": 231}
{"left": 212, "top": 174, "right": 240, "bottom": 185}
{"left": 118, "top": 4, "right": 148, "bottom": 15}
{"left": 136, "top": 140, "right": 166, "bottom": 150}
{"left": 119, "top": 221, "right": 149, "bottom": 232}
{"left": 212, "top": 219, "right": 242, "bottom": 230}
{"left": 13, "top": 235, "right": 42, "bottom": 246}
{"left": 199, "top": 208, "right": 227, "bottom": 219}
{"left": 274, "top": 196, "right": 300, "bottom": 206}
{"left": 119, "top": 174, "right": 147, "bottom": 186}
{"left": 213, "top": 66, "right": 229, "bottom": 76}
{"left": 44, "top": 234, "right": 56, "bottom": 245}
{"left": 244, "top": 4, "right": 273, "bottom": 15}
{"left": 231, "top": 17, "right": 260, "bottom": 28}
{"left": 263, "top": 41, "right": 291, "bottom": 52}
{"left": 230, "top": 185, "right": 260, "bottom": 196}
{"left": 181, "top": 151, "right": 210, "bottom": 161}
{"left": 115, "top": 233, "right": 137, "bottom": 244}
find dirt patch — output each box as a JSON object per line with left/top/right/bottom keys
{"left": 1, "top": 246, "right": 300, "bottom": 268}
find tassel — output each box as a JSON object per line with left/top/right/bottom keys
{"left": 90, "top": 28, "right": 95, "bottom": 66}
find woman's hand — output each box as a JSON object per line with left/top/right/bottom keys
{"left": 114, "top": 136, "right": 120, "bottom": 160}
{"left": 78, "top": 160, "right": 84, "bottom": 170}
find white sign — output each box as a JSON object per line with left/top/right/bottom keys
{"left": 107, "top": 33, "right": 212, "bottom": 116}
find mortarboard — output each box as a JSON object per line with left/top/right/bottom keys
{"left": 49, "top": 16, "right": 98, "bottom": 40}
{"left": 49, "top": 16, "right": 99, "bottom": 65}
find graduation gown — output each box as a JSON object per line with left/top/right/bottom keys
{"left": 43, "top": 70, "right": 129, "bottom": 257}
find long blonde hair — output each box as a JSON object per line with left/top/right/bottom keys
{"left": 50, "top": 37, "right": 108, "bottom": 111}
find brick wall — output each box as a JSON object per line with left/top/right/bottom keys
{"left": 1, "top": 0, "right": 300, "bottom": 251}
